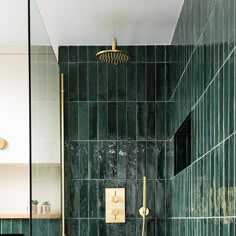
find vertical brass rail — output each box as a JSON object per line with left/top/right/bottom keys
{"left": 60, "top": 73, "right": 65, "bottom": 236}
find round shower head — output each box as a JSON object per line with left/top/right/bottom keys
{"left": 96, "top": 38, "right": 129, "bottom": 65}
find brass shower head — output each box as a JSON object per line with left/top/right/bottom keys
{"left": 96, "top": 38, "right": 129, "bottom": 65}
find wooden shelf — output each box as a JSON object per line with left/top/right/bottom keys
{"left": 0, "top": 214, "right": 61, "bottom": 219}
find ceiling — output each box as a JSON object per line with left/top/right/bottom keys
{"left": 35, "top": 0, "right": 184, "bottom": 46}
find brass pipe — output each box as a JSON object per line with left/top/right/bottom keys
{"left": 60, "top": 73, "right": 65, "bottom": 236}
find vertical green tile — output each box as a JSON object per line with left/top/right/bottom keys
{"left": 22, "top": 220, "right": 29, "bottom": 236}
{"left": 117, "top": 142, "right": 127, "bottom": 179}
{"left": 156, "top": 63, "right": 166, "bottom": 101}
{"left": 59, "top": 46, "right": 68, "bottom": 62}
{"left": 69, "top": 46, "right": 78, "bottom": 62}
{"left": 78, "top": 102, "right": 89, "bottom": 140}
{"left": 107, "top": 142, "right": 117, "bottom": 179}
{"left": 99, "top": 141, "right": 108, "bottom": 178}
{"left": 126, "top": 180, "right": 136, "bottom": 218}
{"left": 136, "top": 46, "right": 146, "bottom": 62}
{"left": 89, "top": 141, "right": 99, "bottom": 179}
{"left": 146, "top": 142, "right": 156, "bottom": 178}
{"left": 146, "top": 46, "right": 155, "bottom": 62}
{"left": 49, "top": 219, "right": 61, "bottom": 236}
{"left": 126, "top": 142, "right": 137, "bottom": 179}
{"left": 137, "top": 102, "right": 147, "bottom": 140}
{"left": 98, "top": 63, "right": 108, "bottom": 101}
{"left": 98, "top": 102, "right": 108, "bottom": 140}
{"left": 69, "top": 141, "right": 79, "bottom": 179}
{"left": 80, "top": 219, "right": 88, "bottom": 235}
{"left": 69, "top": 102, "right": 78, "bottom": 140}
{"left": 117, "top": 64, "right": 126, "bottom": 101}
{"left": 146, "top": 63, "right": 155, "bottom": 101}
{"left": 70, "top": 180, "right": 80, "bottom": 217}
{"left": 108, "top": 64, "right": 117, "bottom": 101}
{"left": 70, "top": 219, "right": 79, "bottom": 236}
{"left": 12, "top": 219, "right": 22, "bottom": 233}
{"left": 60, "top": 63, "right": 69, "bottom": 101}
{"left": 127, "top": 102, "right": 137, "bottom": 140}
{"left": 78, "top": 46, "right": 87, "bottom": 62}
{"left": 78, "top": 63, "right": 88, "bottom": 101}
{"left": 89, "top": 219, "right": 98, "bottom": 236}
{"left": 80, "top": 181, "right": 88, "bottom": 217}
{"left": 108, "top": 102, "right": 117, "bottom": 140}
{"left": 118, "top": 102, "right": 127, "bottom": 140}
{"left": 79, "top": 142, "right": 88, "bottom": 179}
{"left": 1, "top": 219, "right": 11, "bottom": 233}
{"left": 88, "top": 63, "right": 97, "bottom": 101}
{"left": 89, "top": 181, "right": 98, "bottom": 218}
{"left": 156, "top": 102, "right": 165, "bottom": 140}
{"left": 127, "top": 46, "right": 136, "bottom": 62}
{"left": 88, "top": 46, "right": 98, "bottom": 62}
{"left": 89, "top": 102, "right": 97, "bottom": 140}
{"left": 69, "top": 63, "right": 78, "bottom": 101}
{"left": 137, "top": 141, "right": 146, "bottom": 178}
{"left": 127, "top": 64, "right": 137, "bottom": 101}
{"left": 147, "top": 102, "right": 155, "bottom": 140}
{"left": 137, "top": 63, "right": 146, "bottom": 101}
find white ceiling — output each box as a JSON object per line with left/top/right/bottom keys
{"left": 35, "top": 0, "right": 184, "bottom": 46}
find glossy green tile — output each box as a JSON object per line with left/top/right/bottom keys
{"left": 49, "top": 219, "right": 61, "bottom": 236}
{"left": 69, "top": 46, "right": 78, "bottom": 62}
{"left": 59, "top": 46, "right": 68, "bottom": 62}
{"left": 22, "top": 220, "right": 29, "bottom": 236}
{"left": 118, "top": 102, "right": 127, "bottom": 139}
{"left": 137, "top": 141, "right": 146, "bottom": 178}
{"left": 156, "top": 102, "right": 165, "bottom": 140}
{"left": 127, "top": 64, "right": 137, "bottom": 101}
{"left": 126, "top": 142, "right": 137, "bottom": 179}
{"left": 69, "top": 63, "right": 78, "bottom": 101}
{"left": 70, "top": 180, "right": 80, "bottom": 217}
{"left": 88, "top": 63, "right": 97, "bottom": 101}
{"left": 98, "top": 102, "right": 108, "bottom": 140}
{"left": 108, "top": 102, "right": 117, "bottom": 140}
{"left": 60, "top": 63, "right": 69, "bottom": 101}
{"left": 155, "top": 180, "right": 166, "bottom": 218}
{"left": 78, "top": 46, "right": 87, "bottom": 62}
{"left": 117, "top": 64, "right": 126, "bottom": 101}
{"left": 12, "top": 219, "right": 21, "bottom": 233}
{"left": 117, "top": 142, "right": 127, "bottom": 179}
{"left": 147, "top": 103, "right": 155, "bottom": 140}
{"left": 89, "top": 219, "right": 98, "bottom": 236}
{"left": 107, "top": 142, "right": 117, "bottom": 178}
{"left": 127, "top": 102, "right": 137, "bottom": 140}
{"left": 88, "top": 46, "right": 98, "bottom": 62}
{"left": 68, "top": 141, "right": 80, "bottom": 179}
{"left": 156, "top": 63, "right": 166, "bottom": 101}
{"left": 137, "top": 63, "right": 146, "bottom": 101}
{"left": 89, "top": 181, "right": 98, "bottom": 218}
{"left": 78, "top": 102, "right": 89, "bottom": 140}
{"left": 70, "top": 219, "right": 79, "bottom": 236}
{"left": 79, "top": 142, "right": 88, "bottom": 179}
{"left": 146, "top": 63, "right": 155, "bottom": 101}
{"left": 89, "top": 102, "right": 97, "bottom": 140}
{"left": 127, "top": 46, "right": 136, "bottom": 62}
{"left": 136, "top": 46, "right": 146, "bottom": 62}
{"left": 108, "top": 64, "right": 117, "bottom": 101}
{"left": 137, "top": 102, "right": 147, "bottom": 140}
{"left": 78, "top": 63, "right": 88, "bottom": 101}
{"left": 156, "top": 46, "right": 165, "bottom": 62}
{"left": 89, "top": 141, "right": 99, "bottom": 179}
{"left": 98, "top": 141, "right": 108, "bottom": 179}
{"left": 97, "top": 63, "right": 108, "bottom": 101}
{"left": 1, "top": 219, "right": 11, "bottom": 233}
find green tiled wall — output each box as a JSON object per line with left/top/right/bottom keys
{"left": 59, "top": 45, "right": 168, "bottom": 236}
{"left": 0, "top": 219, "right": 60, "bottom": 236}
{"left": 0, "top": 219, "right": 29, "bottom": 235}
{"left": 167, "top": 0, "right": 236, "bottom": 234}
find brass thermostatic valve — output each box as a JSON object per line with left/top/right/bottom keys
{"left": 0, "top": 138, "right": 7, "bottom": 150}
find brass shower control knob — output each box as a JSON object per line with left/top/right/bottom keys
{"left": 112, "top": 208, "right": 119, "bottom": 216}
{"left": 112, "top": 195, "right": 119, "bottom": 203}
{"left": 0, "top": 138, "right": 7, "bottom": 150}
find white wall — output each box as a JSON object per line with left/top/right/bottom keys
{"left": 0, "top": 47, "right": 29, "bottom": 163}
{"left": 0, "top": 165, "right": 29, "bottom": 214}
